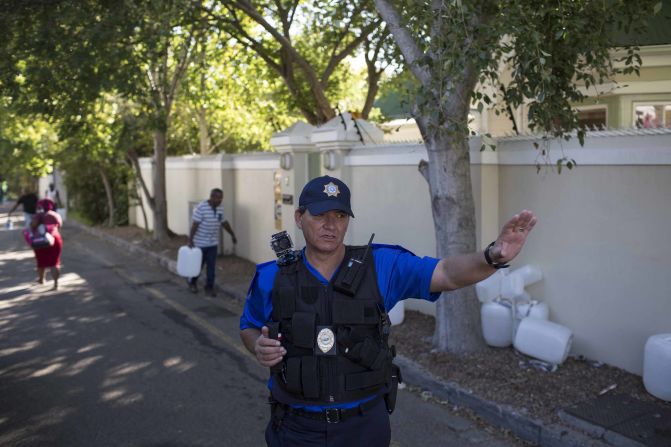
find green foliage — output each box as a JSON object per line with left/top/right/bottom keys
{"left": 173, "top": 37, "right": 299, "bottom": 153}
{"left": 65, "top": 164, "right": 130, "bottom": 225}
{"left": 0, "top": 98, "right": 57, "bottom": 182}
{"left": 207, "top": 0, "right": 391, "bottom": 124}
{"left": 374, "top": 69, "right": 420, "bottom": 120}
{"left": 388, "top": 0, "right": 660, "bottom": 151}
{"left": 56, "top": 96, "right": 134, "bottom": 225}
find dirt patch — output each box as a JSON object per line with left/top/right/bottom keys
{"left": 389, "top": 311, "right": 670, "bottom": 425}
{"left": 93, "top": 225, "right": 671, "bottom": 430}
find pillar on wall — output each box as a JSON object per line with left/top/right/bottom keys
{"left": 270, "top": 121, "right": 317, "bottom": 248}
{"left": 468, "top": 136, "right": 500, "bottom": 249}
{"left": 311, "top": 112, "right": 384, "bottom": 179}
{"left": 311, "top": 112, "right": 384, "bottom": 244}
{"left": 270, "top": 115, "right": 385, "bottom": 248}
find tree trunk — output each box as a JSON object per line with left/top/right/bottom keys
{"left": 420, "top": 125, "right": 486, "bottom": 354}
{"left": 152, "top": 129, "right": 170, "bottom": 242}
{"left": 127, "top": 151, "right": 155, "bottom": 230}
{"left": 98, "top": 166, "right": 116, "bottom": 227}
{"left": 197, "top": 105, "right": 212, "bottom": 154}
{"left": 129, "top": 173, "right": 150, "bottom": 233}
{"left": 361, "top": 66, "right": 381, "bottom": 119}
{"left": 139, "top": 195, "right": 149, "bottom": 233}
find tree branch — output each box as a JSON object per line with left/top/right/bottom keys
{"left": 272, "top": 0, "right": 290, "bottom": 36}
{"left": 127, "top": 150, "right": 155, "bottom": 211}
{"left": 321, "top": 18, "right": 382, "bottom": 87}
{"left": 373, "top": 0, "right": 431, "bottom": 87}
{"left": 166, "top": 34, "right": 196, "bottom": 114}
{"left": 231, "top": 0, "right": 334, "bottom": 120}
{"left": 286, "top": 0, "right": 299, "bottom": 29}
{"left": 361, "top": 28, "right": 389, "bottom": 118}
{"left": 221, "top": 10, "right": 283, "bottom": 74}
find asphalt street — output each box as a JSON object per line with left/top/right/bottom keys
{"left": 0, "top": 212, "right": 520, "bottom": 447}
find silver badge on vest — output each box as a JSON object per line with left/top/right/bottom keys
{"left": 316, "top": 326, "right": 336, "bottom": 356}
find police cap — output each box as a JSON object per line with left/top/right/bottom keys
{"left": 298, "top": 175, "right": 354, "bottom": 218}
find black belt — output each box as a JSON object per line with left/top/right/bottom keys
{"left": 286, "top": 395, "right": 383, "bottom": 424}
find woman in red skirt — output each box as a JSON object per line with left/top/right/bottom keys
{"left": 30, "top": 198, "right": 63, "bottom": 289}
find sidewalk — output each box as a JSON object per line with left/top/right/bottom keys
{"left": 66, "top": 220, "right": 658, "bottom": 447}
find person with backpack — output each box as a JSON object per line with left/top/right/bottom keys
{"left": 29, "top": 198, "right": 63, "bottom": 290}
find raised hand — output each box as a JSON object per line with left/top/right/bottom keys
{"left": 489, "top": 210, "right": 537, "bottom": 265}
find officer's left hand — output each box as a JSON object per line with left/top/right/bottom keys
{"left": 488, "top": 209, "right": 537, "bottom": 265}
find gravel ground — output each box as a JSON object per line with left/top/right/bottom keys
{"left": 95, "top": 225, "right": 671, "bottom": 429}
{"left": 389, "top": 311, "right": 671, "bottom": 425}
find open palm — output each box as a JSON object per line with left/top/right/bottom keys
{"left": 490, "top": 210, "right": 537, "bottom": 264}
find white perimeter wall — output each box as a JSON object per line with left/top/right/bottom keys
{"left": 133, "top": 129, "right": 671, "bottom": 374}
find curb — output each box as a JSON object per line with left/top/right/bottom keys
{"left": 394, "top": 355, "right": 613, "bottom": 447}
{"left": 70, "top": 220, "right": 613, "bottom": 447}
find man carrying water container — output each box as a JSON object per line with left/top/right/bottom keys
{"left": 187, "top": 188, "right": 237, "bottom": 297}
{"left": 240, "top": 175, "right": 537, "bottom": 447}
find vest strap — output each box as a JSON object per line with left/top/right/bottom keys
{"left": 345, "top": 369, "right": 386, "bottom": 391}
{"left": 300, "top": 286, "right": 319, "bottom": 305}
{"left": 292, "top": 312, "right": 316, "bottom": 349}
{"left": 358, "top": 337, "right": 384, "bottom": 369}
{"left": 332, "top": 299, "right": 364, "bottom": 324}
{"left": 285, "top": 357, "right": 302, "bottom": 394}
{"left": 301, "top": 357, "right": 319, "bottom": 398}
{"left": 275, "top": 287, "right": 296, "bottom": 319}
{"left": 332, "top": 299, "right": 380, "bottom": 325}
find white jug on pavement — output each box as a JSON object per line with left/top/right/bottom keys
{"left": 514, "top": 317, "right": 573, "bottom": 365}
{"left": 177, "top": 246, "right": 202, "bottom": 278}
{"left": 388, "top": 300, "right": 405, "bottom": 326}
{"left": 516, "top": 301, "right": 550, "bottom": 321}
{"left": 481, "top": 300, "right": 513, "bottom": 347}
{"left": 643, "top": 333, "right": 671, "bottom": 401}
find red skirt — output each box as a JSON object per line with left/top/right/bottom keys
{"left": 34, "top": 232, "right": 63, "bottom": 268}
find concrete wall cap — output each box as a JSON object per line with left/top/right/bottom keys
{"left": 270, "top": 121, "right": 317, "bottom": 153}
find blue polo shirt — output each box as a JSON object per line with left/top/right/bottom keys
{"left": 240, "top": 244, "right": 441, "bottom": 411}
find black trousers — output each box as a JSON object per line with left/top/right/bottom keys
{"left": 265, "top": 397, "right": 391, "bottom": 447}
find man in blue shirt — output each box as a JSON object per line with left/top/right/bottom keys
{"left": 240, "top": 175, "right": 537, "bottom": 447}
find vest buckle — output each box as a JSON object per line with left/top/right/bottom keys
{"left": 325, "top": 408, "right": 341, "bottom": 423}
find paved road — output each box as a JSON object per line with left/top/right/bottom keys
{"left": 0, "top": 213, "right": 519, "bottom": 447}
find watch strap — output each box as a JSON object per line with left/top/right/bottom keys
{"left": 484, "top": 241, "right": 510, "bottom": 269}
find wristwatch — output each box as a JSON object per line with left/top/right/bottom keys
{"left": 484, "top": 241, "right": 509, "bottom": 269}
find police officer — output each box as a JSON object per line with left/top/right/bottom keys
{"left": 240, "top": 175, "right": 537, "bottom": 447}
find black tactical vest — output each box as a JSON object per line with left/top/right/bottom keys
{"left": 269, "top": 245, "right": 394, "bottom": 405}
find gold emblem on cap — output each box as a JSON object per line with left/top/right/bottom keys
{"left": 317, "top": 327, "right": 335, "bottom": 353}
{"left": 323, "top": 182, "right": 340, "bottom": 197}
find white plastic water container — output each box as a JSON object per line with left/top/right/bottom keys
{"left": 475, "top": 269, "right": 508, "bottom": 303}
{"left": 512, "top": 265, "right": 543, "bottom": 287}
{"left": 514, "top": 317, "right": 573, "bottom": 364}
{"left": 501, "top": 273, "right": 524, "bottom": 299}
{"left": 388, "top": 300, "right": 405, "bottom": 326}
{"left": 643, "top": 333, "right": 671, "bottom": 401}
{"left": 481, "top": 300, "right": 513, "bottom": 347}
{"left": 516, "top": 301, "right": 550, "bottom": 321}
{"left": 177, "top": 246, "right": 202, "bottom": 277}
